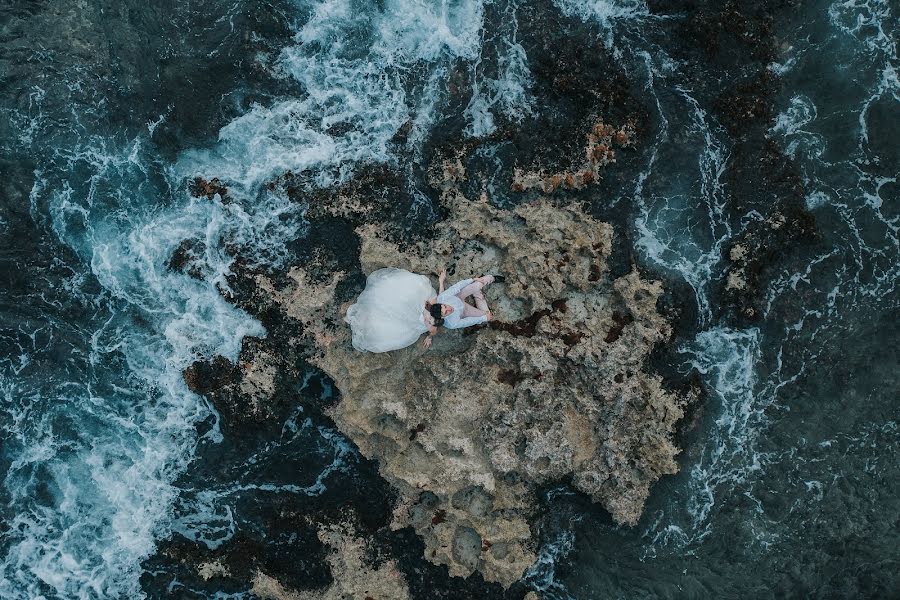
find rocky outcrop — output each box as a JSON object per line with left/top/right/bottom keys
{"left": 511, "top": 120, "right": 635, "bottom": 194}
{"left": 246, "top": 183, "right": 688, "bottom": 587}
{"left": 189, "top": 176, "right": 230, "bottom": 201}
{"left": 251, "top": 522, "right": 410, "bottom": 600}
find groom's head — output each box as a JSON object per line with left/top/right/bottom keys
{"left": 428, "top": 303, "right": 451, "bottom": 323}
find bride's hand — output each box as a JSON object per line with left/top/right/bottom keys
{"left": 438, "top": 269, "right": 447, "bottom": 281}
{"left": 423, "top": 336, "right": 433, "bottom": 349}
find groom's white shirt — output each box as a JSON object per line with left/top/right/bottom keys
{"left": 436, "top": 278, "right": 488, "bottom": 329}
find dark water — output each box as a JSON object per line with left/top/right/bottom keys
{"left": 0, "top": 0, "right": 896, "bottom": 598}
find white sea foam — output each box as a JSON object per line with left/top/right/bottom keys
{"left": 1, "top": 129, "right": 276, "bottom": 598}
{"left": 14, "top": 164, "right": 302, "bottom": 596}
{"left": 828, "top": 0, "right": 897, "bottom": 56}
{"left": 634, "top": 83, "right": 732, "bottom": 324}
{"left": 524, "top": 527, "right": 578, "bottom": 600}
{"left": 771, "top": 95, "right": 817, "bottom": 136}
{"left": 556, "top": 0, "right": 648, "bottom": 21}
{"left": 641, "top": 327, "right": 770, "bottom": 553}
{"left": 177, "top": 0, "right": 492, "bottom": 193}
{"left": 464, "top": 3, "right": 534, "bottom": 137}
{"left": 804, "top": 190, "right": 831, "bottom": 210}
{"left": 770, "top": 95, "right": 825, "bottom": 159}
{"left": 768, "top": 54, "right": 797, "bottom": 76}
{"left": 554, "top": 0, "right": 648, "bottom": 46}
{"left": 680, "top": 328, "right": 763, "bottom": 531}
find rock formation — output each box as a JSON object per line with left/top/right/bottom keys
{"left": 244, "top": 171, "right": 688, "bottom": 586}
{"left": 251, "top": 522, "right": 410, "bottom": 600}
{"left": 511, "top": 120, "right": 634, "bottom": 194}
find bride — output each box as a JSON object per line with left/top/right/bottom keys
{"left": 345, "top": 267, "right": 497, "bottom": 352}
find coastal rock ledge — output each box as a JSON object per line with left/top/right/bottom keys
{"left": 249, "top": 187, "right": 688, "bottom": 587}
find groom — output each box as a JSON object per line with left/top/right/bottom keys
{"left": 423, "top": 269, "right": 497, "bottom": 348}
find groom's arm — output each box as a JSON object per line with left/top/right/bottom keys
{"left": 438, "top": 269, "right": 447, "bottom": 295}
{"left": 453, "top": 312, "right": 491, "bottom": 328}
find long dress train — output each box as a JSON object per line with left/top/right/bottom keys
{"left": 345, "top": 267, "right": 435, "bottom": 352}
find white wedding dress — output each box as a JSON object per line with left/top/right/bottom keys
{"left": 345, "top": 268, "right": 436, "bottom": 352}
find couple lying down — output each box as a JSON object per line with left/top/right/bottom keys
{"left": 345, "top": 267, "right": 501, "bottom": 353}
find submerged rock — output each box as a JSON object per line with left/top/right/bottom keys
{"left": 511, "top": 120, "right": 635, "bottom": 194}
{"left": 248, "top": 187, "right": 689, "bottom": 587}
{"left": 189, "top": 176, "right": 230, "bottom": 201}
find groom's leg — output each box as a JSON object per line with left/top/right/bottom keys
{"left": 456, "top": 281, "right": 484, "bottom": 302}
{"left": 458, "top": 277, "right": 493, "bottom": 313}
{"left": 471, "top": 290, "right": 489, "bottom": 312}
{"left": 457, "top": 276, "right": 494, "bottom": 300}
{"left": 462, "top": 303, "right": 487, "bottom": 318}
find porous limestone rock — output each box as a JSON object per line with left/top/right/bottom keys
{"left": 254, "top": 190, "right": 688, "bottom": 588}
{"left": 251, "top": 522, "right": 410, "bottom": 600}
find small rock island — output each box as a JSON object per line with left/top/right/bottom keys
{"left": 185, "top": 127, "right": 692, "bottom": 589}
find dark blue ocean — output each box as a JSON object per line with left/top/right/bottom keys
{"left": 0, "top": 0, "right": 896, "bottom": 597}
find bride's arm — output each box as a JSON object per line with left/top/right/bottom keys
{"left": 422, "top": 308, "right": 438, "bottom": 349}
{"left": 423, "top": 324, "right": 438, "bottom": 349}
{"left": 437, "top": 269, "right": 447, "bottom": 295}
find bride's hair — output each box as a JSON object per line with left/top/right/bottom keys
{"left": 428, "top": 302, "right": 444, "bottom": 326}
